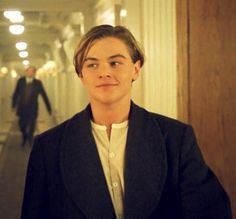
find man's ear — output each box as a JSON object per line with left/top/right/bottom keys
{"left": 132, "top": 60, "right": 141, "bottom": 81}
{"left": 78, "top": 72, "right": 83, "bottom": 78}
{"left": 78, "top": 73, "right": 84, "bottom": 84}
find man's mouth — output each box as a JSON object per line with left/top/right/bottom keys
{"left": 96, "top": 83, "right": 118, "bottom": 87}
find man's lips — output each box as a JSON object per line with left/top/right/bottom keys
{"left": 96, "top": 83, "right": 118, "bottom": 88}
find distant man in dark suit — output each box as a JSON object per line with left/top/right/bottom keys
{"left": 12, "top": 66, "right": 52, "bottom": 146}
{"left": 21, "top": 25, "right": 232, "bottom": 218}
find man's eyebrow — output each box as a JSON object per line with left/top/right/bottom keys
{"left": 109, "top": 54, "right": 127, "bottom": 60}
{"left": 84, "top": 57, "right": 98, "bottom": 62}
{"left": 84, "top": 54, "right": 127, "bottom": 62}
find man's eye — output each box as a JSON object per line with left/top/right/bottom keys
{"left": 110, "top": 61, "right": 121, "bottom": 67}
{"left": 87, "top": 63, "right": 98, "bottom": 68}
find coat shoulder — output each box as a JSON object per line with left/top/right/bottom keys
{"left": 18, "top": 77, "right": 25, "bottom": 83}
{"left": 35, "top": 111, "right": 84, "bottom": 145}
{"left": 133, "top": 103, "right": 190, "bottom": 135}
{"left": 150, "top": 111, "right": 190, "bottom": 133}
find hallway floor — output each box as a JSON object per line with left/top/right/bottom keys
{"left": 0, "top": 116, "right": 56, "bottom": 219}
{"left": 0, "top": 121, "right": 30, "bottom": 218}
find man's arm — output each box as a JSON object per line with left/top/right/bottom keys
{"left": 38, "top": 81, "right": 52, "bottom": 114}
{"left": 180, "top": 126, "right": 232, "bottom": 219}
{"left": 12, "top": 78, "right": 21, "bottom": 108}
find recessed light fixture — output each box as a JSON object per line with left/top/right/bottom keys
{"left": 9, "top": 24, "right": 25, "bottom": 35}
{"left": 4, "top": 10, "right": 24, "bottom": 23}
{"left": 16, "top": 42, "right": 27, "bottom": 50}
{"left": 19, "top": 51, "right": 28, "bottom": 58}
{"left": 4, "top": 11, "right": 21, "bottom": 19}
{"left": 22, "top": 60, "right": 30, "bottom": 66}
{"left": 9, "top": 14, "right": 24, "bottom": 23}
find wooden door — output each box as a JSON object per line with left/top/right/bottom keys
{"left": 177, "top": 0, "right": 236, "bottom": 217}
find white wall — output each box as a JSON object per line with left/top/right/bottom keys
{"left": 124, "top": 0, "right": 177, "bottom": 118}
{"left": 0, "top": 68, "right": 17, "bottom": 128}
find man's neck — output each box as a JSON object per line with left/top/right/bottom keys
{"left": 26, "top": 77, "right": 34, "bottom": 83}
{"left": 90, "top": 100, "right": 131, "bottom": 138}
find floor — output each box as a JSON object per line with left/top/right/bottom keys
{"left": 0, "top": 121, "right": 30, "bottom": 219}
{"left": 0, "top": 116, "right": 56, "bottom": 219}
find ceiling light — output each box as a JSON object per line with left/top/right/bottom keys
{"left": 19, "top": 51, "right": 28, "bottom": 58}
{"left": 4, "top": 11, "right": 21, "bottom": 19}
{"left": 16, "top": 42, "right": 27, "bottom": 50}
{"left": 9, "top": 24, "right": 24, "bottom": 35}
{"left": 22, "top": 60, "right": 30, "bottom": 66}
{"left": 9, "top": 14, "right": 24, "bottom": 23}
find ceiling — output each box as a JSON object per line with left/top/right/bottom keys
{"left": 0, "top": 0, "right": 97, "bottom": 73}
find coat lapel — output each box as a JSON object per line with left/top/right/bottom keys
{"left": 124, "top": 103, "right": 167, "bottom": 219}
{"left": 59, "top": 103, "right": 167, "bottom": 219}
{"left": 59, "top": 106, "right": 116, "bottom": 218}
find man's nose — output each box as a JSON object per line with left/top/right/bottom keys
{"left": 98, "top": 64, "right": 112, "bottom": 78}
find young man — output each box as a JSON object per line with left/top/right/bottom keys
{"left": 12, "top": 66, "right": 52, "bottom": 146}
{"left": 21, "top": 25, "right": 232, "bottom": 219}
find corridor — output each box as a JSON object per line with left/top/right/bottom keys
{"left": 0, "top": 115, "right": 55, "bottom": 219}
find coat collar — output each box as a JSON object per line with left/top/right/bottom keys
{"left": 60, "top": 102, "right": 167, "bottom": 219}
{"left": 124, "top": 103, "right": 167, "bottom": 219}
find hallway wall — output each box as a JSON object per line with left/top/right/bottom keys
{"left": 0, "top": 70, "right": 16, "bottom": 127}
{"left": 141, "top": 0, "right": 177, "bottom": 118}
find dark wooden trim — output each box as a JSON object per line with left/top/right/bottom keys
{"left": 176, "top": 0, "right": 190, "bottom": 123}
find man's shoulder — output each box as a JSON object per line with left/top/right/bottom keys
{"left": 133, "top": 103, "right": 190, "bottom": 135}
{"left": 36, "top": 109, "right": 87, "bottom": 141}
{"left": 17, "top": 77, "right": 26, "bottom": 82}
{"left": 33, "top": 78, "right": 42, "bottom": 84}
{"left": 150, "top": 111, "right": 188, "bottom": 129}
{"left": 133, "top": 103, "right": 188, "bottom": 128}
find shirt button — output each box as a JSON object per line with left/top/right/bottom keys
{"left": 112, "top": 182, "right": 118, "bottom": 187}
{"left": 109, "top": 152, "right": 115, "bottom": 158}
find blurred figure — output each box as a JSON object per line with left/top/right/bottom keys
{"left": 12, "top": 66, "right": 52, "bottom": 146}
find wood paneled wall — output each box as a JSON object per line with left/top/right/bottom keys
{"left": 177, "top": 0, "right": 236, "bottom": 217}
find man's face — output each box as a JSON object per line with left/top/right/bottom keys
{"left": 26, "top": 67, "right": 36, "bottom": 78}
{"left": 80, "top": 37, "right": 141, "bottom": 106}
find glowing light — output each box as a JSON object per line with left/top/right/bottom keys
{"left": 0, "top": 67, "right": 8, "bottom": 74}
{"left": 4, "top": 11, "right": 21, "bottom": 19}
{"left": 16, "top": 42, "right": 27, "bottom": 50}
{"left": 11, "top": 69, "right": 18, "bottom": 78}
{"left": 9, "top": 14, "right": 24, "bottom": 23}
{"left": 41, "top": 60, "right": 57, "bottom": 76}
{"left": 120, "top": 9, "right": 127, "bottom": 17}
{"left": 43, "top": 60, "right": 56, "bottom": 70}
{"left": 19, "top": 51, "right": 29, "bottom": 58}
{"left": 22, "top": 60, "right": 30, "bottom": 66}
{"left": 4, "top": 10, "right": 24, "bottom": 23}
{"left": 9, "top": 24, "right": 24, "bottom": 35}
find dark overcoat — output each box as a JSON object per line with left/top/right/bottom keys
{"left": 21, "top": 103, "right": 232, "bottom": 219}
{"left": 12, "top": 77, "right": 51, "bottom": 117}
